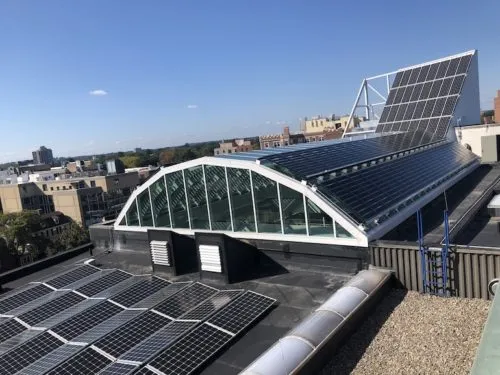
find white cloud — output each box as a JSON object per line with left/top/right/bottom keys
{"left": 89, "top": 89, "right": 108, "bottom": 96}
{"left": 265, "top": 121, "right": 271, "bottom": 125}
{"left": 186, "top": 104, "right": 198, "bottom": 109}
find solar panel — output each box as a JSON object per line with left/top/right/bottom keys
{"left": 45, "top": 265, "right": 99, "bottom": 289}
{"left": 93, "top": 311, "right": 171, "bottom": 359}
{"left": 152, "top": 282, "right": 218, "bottom": 319}
{"left": 45, "top": 347, "right": 112, "bottom": 375}
{"left": 0, "top": 284, "right": 53, "bottom": 314}
{"left": 109, "top": 277, "right": 170, "bottom": 308}
{"left": 317, "top": 142, "right": 477, "bottom": 224}
{"left": 145, "top": 323, "right": 232, "bottom": 375}
{"left": 119, "top": 320, "right": 198, "bottom": 363}
{"left": 206, "top": 291, "right": 276, "bottom": 334}
{"left": 98, "top": 362, "right": 138, "bottom": 375}
{"left": 17, "top": 292, "right": 86, "bottom": 327}
{"left": 70, "top": 310, "right": 144, "bottom": 344}
{"left": 375, "top": 51, "right": 474, "bottom": 147}
{"left": 20, "top": 344, "right": 82, "bottom": 375}
{"left": 132, "top": 282, "right": 191, "bottom": 309}
{"left": 51, "top": 301, "right": 124, "bottom": 341}
{"left": 0, "top": 331, "right": 64, "bottom": 374}
{"left": 75, "top": 270, "right": 131, "bottom": 297}
{"left": 180, "top": 290, "right": 244, "bottom": 321}
{"left": 134, "top": 368, "right": 157, "bottom": 375}
{"left": 0, "top": 319, "right": 27, "bottom": 343}
{"left": 260, "top": 133, "right": 435, "bottom": 181}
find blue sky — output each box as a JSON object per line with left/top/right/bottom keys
{"left": 0, "top": 0, "right": 498, "bottom": 162}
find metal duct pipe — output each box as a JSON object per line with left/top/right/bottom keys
{"left": 240, "top": 269, "right": 392, "bottom": 375}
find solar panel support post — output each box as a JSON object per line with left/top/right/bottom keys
{"left": 417, "top": 209, "right": 426, "bottom": 293}
{"left": 442, "top": 209, "right": 450, "bottom": 297}
{"left": 342, "top": 72, "right": 396, "bottom": 139}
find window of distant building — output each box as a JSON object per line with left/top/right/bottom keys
{"left": 50, "top": 186, "right": 54, "bottom": 191}
{"left": 56, "top": 186, "right": 60, "bottom": 191}
{"left": 63, "top": 186, "right": 66, "bottom": 190}
{"left": 215, "top": 150, "right": 220, "bottom": 155}
{"left": 311, "top": 137, "right": 316, "bottom": 142}
{"left": 273, "top": 141, "right": 280, "bottom": 147}
{"left": 284, "top": 141, "right": 289, "bottom": 146}
{"left": 42, "top": 184, "right": 47, "bottom": 191}
{"left": 91, "top": 180, "right": 96, "bottom": 187}
{"left": 228, "top": 149, "right": 232, "bottom": 153}
{"left": 319, "top": 136, "right": 324, "bottom": 141}
{"left": 264, "top": 142, "right": 270, "bottom": 148}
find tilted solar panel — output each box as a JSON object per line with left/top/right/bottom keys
{"left": 75, "top": 270, "right": 131, "bottom": 297}
{"left": 0, "top": 331, "right": 65, "bottom": 374}
{"left": 152, "top": 282, "right": 218, "bottom": 319}
{"left": 376, "top": 52, "right": 473, "bottom": 146}
{"left": 0, "top": 284, "right": 53, "bottom": 314}
{"left": 98, "top": 362, "right": 138, "bottom": 375}
{"left": 45, "top": 347, "right": 112, "bottom": 375}
{"left": 50, "top": 301, "right": 124, "bottom": 341}
{"left": 45, "top": 265, "right": 99, "bottom": 289}
{"left": 17, "top": 292, "right": 86, "bottom": 327}
{"left": 93, "top": 311, "right": 172, "bottom": 358}
{"left": 145, "top": 324, "right": 232, "bottom": 375}
{"left": 109, "top": 277, "right": 170, "bottom": 308}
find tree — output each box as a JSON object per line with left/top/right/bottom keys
{"left": 159, "top": 149, "right": 176, "bottom": 165}
{"left": 119, "top": 155, "right": 141, "bottom": 168}
{"left": 0, "top": 211, "right": 44, "bottom": 256}
{"left": 52, "top": 223, "right": 90, "bottom": 252}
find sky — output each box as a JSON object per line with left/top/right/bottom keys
{"left": 0, "top": 0, "right": 499, "bottom": 162}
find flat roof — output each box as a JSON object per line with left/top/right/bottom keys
{"left": 0, "top": 248, "right": 355, "bottom": 374}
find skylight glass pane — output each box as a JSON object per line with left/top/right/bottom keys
{"left": 185, "top": 166, "right": 210, "bottom": 230}
{"left": 306, "top": 198, "right": 334, "bottom": 236}
{"left": 150, "top": 177, "right": 170, "bottom": 227}
{"left": 279, "top": 184, "right": 306, "bottom": 235}
{"left": 335, "top": 222, "right": 353, "bottom": 238}
{"left": 252, "top": 172, "right": 281, "bottom": 233}
{"left": 125, "top": 199, "right": 139, "bottom": 226}
{"left": 166, "top": 171, "right": 189, "bottom": 229}
{"left": 205, "top": 166, "right": 231, "bottom": 231}
{"left": 227, "top": 168, "right": 255, "bottom": 232}
{"left": 137, "top": 189, "right": 153, "bottom": 227}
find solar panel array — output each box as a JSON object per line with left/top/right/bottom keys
{"left": 0, "top": 264, "right": 276, "bottom": 375}
{"left": 259, "top": 132, "right": 432, "bottom": 181}
{"left": 318, "top": 141, "right": 477, "bottom": 224}
{"left": 376, "top": 53, "right": 473, "bottom": 143}
{"left": 144, "top": 291, "right": 276, "bottom": 375}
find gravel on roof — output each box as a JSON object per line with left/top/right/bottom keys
{"left": 322, "top": 289, "right": 490, "bottom": 375}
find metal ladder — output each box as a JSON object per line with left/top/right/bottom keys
{"left": 418, "top": 209, "right": 450, "bottom": 296}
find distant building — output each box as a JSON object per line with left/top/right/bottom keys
{"left": 214, "top": 139, "right": 253, "bottom": 155}
{"left": 106, "top": 159, "right": 126, "bottom": 175}
{"left": 17, "top": 163, "right": 52, "bottom": 174}
{"left": 0, "top": 172, "right": 139, "bottom": 227}
{"left": 259, "top": 126, "right": 306, "bottom": 149}
{"left": 303, "top": 115, "right": 361, "bottom": 134}
{"left": 456, "top": 91, "right": 500, "bottom": 158}
{"left": 32, "top": 146, "right": 54, "bottom": 165}
{"left": 303, "top": 127, "right": 344, "bottom": 143}
{"left": 66, "top": 160, "right": 97, "bottom": 174}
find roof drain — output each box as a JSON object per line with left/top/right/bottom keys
{"left": 240, "top": 269, "right": 392, "bottom": 375}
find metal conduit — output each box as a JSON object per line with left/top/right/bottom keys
{"left": 240, "top": 269, "right": 392, "bottom": 375}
